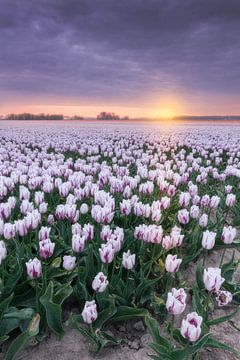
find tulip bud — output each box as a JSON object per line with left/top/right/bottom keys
{"left": 203, "top": 267, "right": 224, "bottom": 292}
{"left": 26, "top": 258, "right": 42, "bottom": 279}
{"left": 180, "top": 312, "right": 202, "bottom": 342}
{"left": 80, "top": 203, "right": 89, "bottom": 214}
{"left": 165, "top": 254, "right": 182, "bottom": 273}
{"left": 72, "top": 234, "right": 86, "bottom": 253}
{"left": 39, "top": 238, "right": 55, "bottom": 259}
{"left": 166, "top": 288, "right": 187, "bottom": 315}
{"left": 221, "top": 226, "right": 236, "bottom": 244}
{"left": 92, "top": 272, "right": 108, "bottom": 293}
{"left": 0, "top": 240, "right": 7, "bottom": 265}
{"left": 226, "top": 193, "right": 236, "bottom": 207}
{"left": 177, "top": 209, "right": 189, "bottom": 225}
{"left": 199, "top": 214, "right": 208, "bottom": 228}
{"left": 82, "top": 300, "right": 98, "bottom": 324}
{"left": 202, "top": 230, "right": 216, "bottom": 250}
{"left": 62, "top": 255, "right": 76, "bottom": 271}
{"left": 99, "top": 243, "right": 115, "bottom": 264}
{"left": 122, "top": 250, "right": 136, "bottom": 269}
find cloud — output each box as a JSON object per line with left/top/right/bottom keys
{"left": 0, "top": 0, "right": 240, "bottom": 112}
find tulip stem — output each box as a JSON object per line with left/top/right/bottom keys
{"left": 202, "top": 249, "right": 208, "bottom": 268}
{"left": 219, "top": 248, "right": 226, "bottom": 268}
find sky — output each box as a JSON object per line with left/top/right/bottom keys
{"left": 0, "top": 0, "right": 240, "bottom": 117}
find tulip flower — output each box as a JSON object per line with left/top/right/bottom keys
{"left": 165, "top": 254, "right": 182, "bottom": 273}
{"left": 92, "top": 272, "right": 108, "bottom": 293}
{"left": 221, "top": 226, "right": 237, "bottom": 244}
{"left": 180, "top": 312, "right": 203, "bottom": 342}
{"left": 62, "top": 255, "right": 76, "bottom": 271}
{"left": 177, "top": 209, "right": 189, "bottom": 225}
{"left": 122, "top": 250, "right": 136, "bottom": 270}
{"left": 72, "top": 234, "right": 86, "bottom": 253}
{"left": 226, "top": 193, "right": 236, "bottom": 207}
{"left": 203, "top": 267, "right": 225, "bottom": 292}
{"left": 99, "top": 243, "right": 115, "bottom": 264}
{"left": 82, "top": 300, "right": 98, "bottom": 324}
{"left": 80, "top": 203, "right": 89, "bottom": 214}
{"left": 26, "top": 258, "right": 42, "bottom": 279}
{"left": 166, "top": 288, "right": 187, "bottom": 315}
{"left": 202, "top": 230, "right": 216, "bottom": 250}
{"left": 0, "top": 240, "right": 7, "bottom": 265}
{"left": 39, "top": 238, "right": 55, "bottom": 259}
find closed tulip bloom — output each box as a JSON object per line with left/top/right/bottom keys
{"left": 80, "top": 203, "right": 89, "bottom": 214}
{"left": 120, "top": 199, "right": 131, "bottom": 215}
{"left": 72, "top": 234, "right": 86, "bottom": 253}
{"left": 39, "top": 202, "right": 48, "bottom": 214}
{"left": 202, "top": 230, "right": 216, "bottom": 250}
{"left": 47, "top": 214, "right": 54, "bottom": 225}
{"left": 0, "top": 240, "right": 7, "bottom": 265}
{"left": 3, "top": 223, "right": 15, "bottom": 240}
{"left": 199, "top": 214, "right": 208, "bottom": 228}
{"left": 26, "top": 258, "right": 42, "bottom": 279}
{"left": 179, "top": 192, "right": 191, "bottom": 207}
{"left": 216, "top": 290, "right": 233, "bottom": 307}
{"left": 203, "top": 267, "right": 225, "bottom": 292}
{"left": 122, "top": 250, "right": 136, "bottom": 269}
{"left": 166, "top": 288, "right": 187, "bottom": 315}
{"left": 190, "top": 205, "right": 200, "bottom": 219}
{"left": 38, "top": 226, "right": 51, "bottom": 241}
{"left": 165, "top": 254, "right": 182, "bottom": 273}
{"left": 82, "top": 223, "right": 94, "bottom": 241}
{"left": 63, "top": 255, "right": 76, "bottom": 271}
{"left": 178, "top": 209, "right": 189, "bottom": 225}
{"left": 210, "top": 195, "right": 220, "bottom": 209}
{"left": 221, "top": 226, "right": 237, "bottom": 244}
{"left": 82, "top": 300, "right": 98, "bottom": 324}
{"left": 39, "top": 238, "right": 55, "bottom": 259}
{"left": 99, "top": 243, "right": 115, "bottom": 263}
{"left": 225, "top": 185, "right": 232, "bottom": 194}
{"left": 180, "top": 312, "right": 203, "bottom": 342}
{"left": 92, "top": 272, "right": 108, "bottom": 293}
{"left": 226, "top": 193, "right": 236, "bottom": 207}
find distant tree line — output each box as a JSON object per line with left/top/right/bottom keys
{"left": 6, "top": 113, "right": 64, "bottom": 120}
{"left": 97, "top": 112, "right": 129, "bottom": 120}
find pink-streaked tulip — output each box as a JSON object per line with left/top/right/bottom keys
{"left": 38, "top": 226, "right": 51, "bottom": 241}
{"left": 160, "top": 196, "right": 171, "bottom": 210}
{"left": 62, "top": 255, "right": 76, "bottom": 271}
{"left": 166, "top": 288, "right": 187, "bottom": 315}
{"left": 202, "top": 230, "right": 216, "bottom": 250}
{"left": 47, "top": 214, "right": 54, "bottom": 225}
{"left": 190, "top": 205, "right": 200, "bottom": 219}
{"left": 82, "top": 223, "right": 94, "bottom": 241}
{"left": 100, "top": 225, "right": 112, "bottom": 241}
{"left": 199, "top": 214, "right": 208, "bottom": 228}
{"left": 177, "top": 209, "right": 189, "bottom": 225}
{"left": 180, "top": 312, "right": 203, "bottom": 342}
{"left": 99, "top": 243, "right": 115, "bottom": 264}
{"left": 39, "top": 238, "right": 55, "bottom": 259}
{"left": 0, "top": 240, "right": 7, "bottom": 265}
{"left": 165, "top": 254, "right": 182, "bottom": 273}
{"left": 225, "top": 185, "right": 232, "bottom": 194}
{"left": 210, "top": 195, "right": 220, "bottom": 209}
{"left": 39, "top": 202, "right": 48, "bottom": 214}
{"left": 221, "top": 226, "right": 237, "bottom": 244}
{"left": 82, "top": 300, "right": 98, "bottom": 324}
{"left": 72, "top": 223, "right": 82, "bottom": 235}
{"left": 179, "top": 192, "right": 191, "bottom": 207}
{"left": 3, "top": 223, "right": 16, "bottom": 240}
{"left": 203, "top": 267, "right": 225, "bottom": 292}
{"left": 120, "top": 199, "right": 131, "bottom": 215}
{"left": 34, "top": 191, "right": 44, "bottom": 206}
{"left": 122, "top": 250, "right": 136, "bottom": 269}
{"left": 215, "top": 290, "right": 233, "bottom": 307}
{"left": 72, "top": 234, "right": 86, "bottom": 253}
{"left": 26, "top": 258, "right": 42, "bottom": 279}
{"left": 92, "top": 272, "right": 108, "bottom": 293}
{"left": 226, "top": 193, "right": 236, "bottom": 207}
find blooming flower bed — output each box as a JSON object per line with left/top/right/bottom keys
{"left": 0, "top": 123, "right": 240, "bottom": 359}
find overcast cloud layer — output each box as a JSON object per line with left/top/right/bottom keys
{"left": 0, "top": 0, "right": 240, "bottom": 113}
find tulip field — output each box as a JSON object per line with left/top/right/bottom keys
{"left": 0, "top": 122, "right": 240, "bottom": 359}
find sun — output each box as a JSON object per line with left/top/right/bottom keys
{"left": 152, "top": 108, "right": 176, "bottom": 119}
